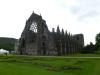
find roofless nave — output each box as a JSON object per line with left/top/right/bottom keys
{"left": 15, "top": 12, "right": 84, "bottom": 55}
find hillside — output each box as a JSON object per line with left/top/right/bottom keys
{"left": 0, "top": 37, "right": 17, "bottom": 51}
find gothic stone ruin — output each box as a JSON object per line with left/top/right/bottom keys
{"left": 15, "top": 12, "right": 84, "bottom": 55}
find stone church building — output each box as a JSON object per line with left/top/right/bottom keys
{"left": 15, "top": 12, "right": 84, "bottom": 55}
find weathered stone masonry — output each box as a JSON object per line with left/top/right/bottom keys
{"left": 15, "top": 12, "right": 84, "bottom": 55}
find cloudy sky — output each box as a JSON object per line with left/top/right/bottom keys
{"left": 0, "top": 0, "right": 100, "bottom": 45}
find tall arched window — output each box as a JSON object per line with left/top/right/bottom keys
{"left": 30, "top": 21, "right": 37, "bottom": 33}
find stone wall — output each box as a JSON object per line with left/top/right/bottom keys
{"left": 15, "top": 12, "right": 84, "bottom": 55}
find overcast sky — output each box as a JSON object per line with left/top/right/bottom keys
{"left": 0, "top": 0, "right": 100, "bottom": 45}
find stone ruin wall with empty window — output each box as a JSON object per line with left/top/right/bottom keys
{"left": 15, "top": 12, "right": 84, "bottom": 55}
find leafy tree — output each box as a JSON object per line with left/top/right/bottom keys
{"left": 81, "top": 42, "right": 96, "bottom": 54}
{"left": 95, "top": 33, "right": 100, "bottom": 50}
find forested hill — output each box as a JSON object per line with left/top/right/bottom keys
{"left": 0, "top": 37, "right": 17, "bottom": 51}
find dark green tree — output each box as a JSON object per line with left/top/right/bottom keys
{"left": 95, "top": 33, "right": 100, "bottom": 50}
{"left": 81, "top": 42, "right": 96, "bottom": 54}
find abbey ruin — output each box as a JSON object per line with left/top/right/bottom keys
{"left": 15, "top": 12, "right": 84, "bottom": 55}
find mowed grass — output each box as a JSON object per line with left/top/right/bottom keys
{"left": 0, "top": 55, "right": 100, "bottom": 75}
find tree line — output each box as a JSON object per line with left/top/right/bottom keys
{"left": 81, "top": 33, "right": 100, "bottom": 54}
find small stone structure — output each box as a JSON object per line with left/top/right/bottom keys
{"left": 15, "top": 12, "right": 84, "bottom": 55}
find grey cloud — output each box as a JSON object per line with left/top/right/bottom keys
{"left": 70, "top": 7, "right": 80, "bottom": 14}
{"left": 79, "top": 11, "right": 100, "bottom": 20}
{"left": 70, "top": 0, "right": 100, "bottom": 21}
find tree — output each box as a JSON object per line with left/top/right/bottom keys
{"left": 81, "top": 42, "right": 96, "bottom": 54}
{"left": 95, "top": 33, "right": 100, "bottom": 50}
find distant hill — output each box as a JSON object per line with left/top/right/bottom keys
{"left": 0, "top": 37, "right": 17, "bottom": 51}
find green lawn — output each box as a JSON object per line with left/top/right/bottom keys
{"left": 0, "top": 55, "right": 100, "bottom": 75}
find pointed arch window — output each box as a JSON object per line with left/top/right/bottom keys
{"left": 30, "top": 21, "right": 37, "bottom": 33}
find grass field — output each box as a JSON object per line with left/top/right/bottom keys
{"left": 0, "top": 55, "right": 100, "bottom": 75}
